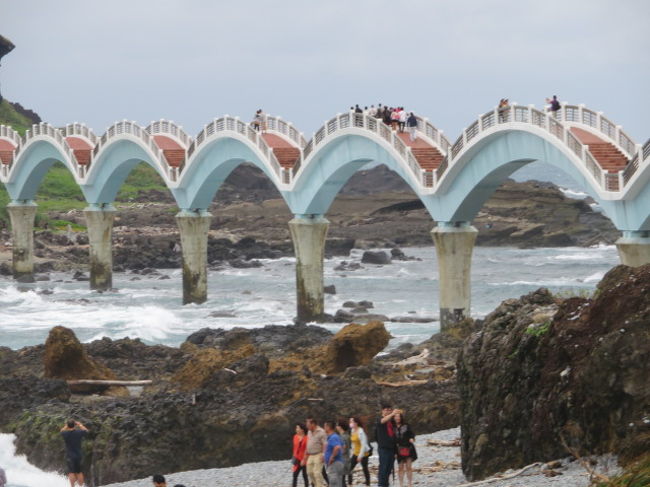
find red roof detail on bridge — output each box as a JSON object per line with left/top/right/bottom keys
{"left": 66, "top": 136, "right": 92, "bottom": 166}
{"left": 397, "top": 132, "right": 444, "bottom": 171}
{"left": 263, "top": 133, "right": 301, "bottom": 168}
{"left": 154, "top": 135, "right": 185, "bottom": 168}
{"left": 570, "top": 127, "right": 628, "bottom": 174}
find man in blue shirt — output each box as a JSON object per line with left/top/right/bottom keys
{"left": 323, "top": 420, "right": 344, "bottom": 487}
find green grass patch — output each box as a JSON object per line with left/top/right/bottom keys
{"left": 116, "top": 164, "right": 169, "bottom": 201}
{"left": 595, "top": 454, "right": 650, "bottom": 487}
{"left": 0, "top": 98, "right": 34, "bottom": 135}
{"left": 525, "top": 320, "right": 551, "bottom": 337}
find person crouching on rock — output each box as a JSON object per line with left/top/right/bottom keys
{"left": 292, "top": 423, "right": 309, "bottom": 487}
{"left": 60, "top": 419, "right": 88, "bottom": 487}
{"left": 304, "top": 418, "right": 328, "bottom": 487}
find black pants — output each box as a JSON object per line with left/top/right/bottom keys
{"left": 349, "top": 455, "right": 370, "bottom": 485}
{"left": 292, "top": 464, "right": 308, "bottom": 487}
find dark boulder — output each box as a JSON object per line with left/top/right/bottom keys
{"left": 361, "top": 250, "right": 391, "bottom": 265}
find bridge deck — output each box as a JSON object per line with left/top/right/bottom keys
{"left": 153, "top": 135, "right": 185, "bottom": 168}
{"left": 0, "top": 139, "right": 15, "bottom": 165}
{"left": 262, "top": 133, "right": 301, "bottom": 168}
{"left": 397, "top": 132, "right": 444, "bottom": 171}
{"left": 65, "top": 136, "right": 92, "bottom": 166}
{"left": 570, "top": 127, "right": 628, "bottom": 174}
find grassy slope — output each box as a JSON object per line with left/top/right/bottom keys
{"left": 0, "top": 99, "right": 169, "bottom": 229}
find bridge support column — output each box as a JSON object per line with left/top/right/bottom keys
{"left": 84, "top": 205, "right": 115, "bottom": 291}
{"left": 8, "top": 202, "right": 38, "bottom": 282}
{"left": 616, "top": 231, "right": 650, "bottom": 267}
{"left": 431, "top": 222, "right": 478, "bottom": 331}
{"left": 176, "top": 210, "right": 211, "bottom": 305}
{"left": 289, "top": 215, "right": 329, "bottom": 323}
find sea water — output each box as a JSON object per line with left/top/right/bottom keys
{"left": 0, "top": 245, "right": 620, "bottom": 485}
{"left": 0, "top": 245, "right": 618, "bottom": 350}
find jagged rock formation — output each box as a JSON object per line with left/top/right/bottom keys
{"left": 0, "top": 34, "right": 15, "bottom": 101}
{"left": 457, "top": 266, "right": 650, "bottom": 480}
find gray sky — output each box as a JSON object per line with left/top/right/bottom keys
{"left": 1, "top": 0, "right": 649, "bottom": 142}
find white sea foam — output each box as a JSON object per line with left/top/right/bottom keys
{"left": 559, "top": 187, "right": 589, "bottom": 199}
{"left": 0, "top": 434, "right": 69, "bottom": 487}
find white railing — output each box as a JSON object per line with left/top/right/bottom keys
{"left": 0, "top": 124, "right": 22, "bottom": 148}
{"left": 559, "top": 104, "right": 636, "bottom": 158}
{"left": 61, "top": 122, "right": 98, "bottom": 146}
{"left": 298, "top": 111, "right": 435, "bottom": 188}
{"left": 92, "top": 120, "right": 174, "bottom": 180}
{"left": 145, "top": 119, "right": 192, "bottom": 148}
{"left": 415, "top": 115, "right": 451, "bottom": 154}
{"left": 264, "top": 115, "right": 307, "bottom": 148}
{"left": 437, "top": 104, "right": 628, "bottom": 193}
{"left": 186, "top": 116, "right": 284, "bottom": 182}
{"left": 622, "top": 139, "right": 650, "bottom": 186}
{"left": 22, "top": 123, "right": 83, "bottom": 176}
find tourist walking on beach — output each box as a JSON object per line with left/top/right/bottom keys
{"left": 60, "top": 419, "right": 88, "bottom": 487}
{"left": 348, "top": 417, "right": 371, "bottom": 486}
{"left": 336, "top": 421, "right": 352, "bottom": 486}
{"left": 546, "top": 95, "right": 561, "bottom": 118}
{"left": 324, "top": 421, "right": 345, "bottom": 487}
{"left": 304, "top": 418, "right": 328, "bottom": 487}
{"left": 394, "top": 411, "right": 417, "bottom": 487}
{"left": 292, "top": 423, "right": 309, "bottom": 487}
{"left": 375, "top": 404, "right": 399, "bottom": 487}
{"left": 406, "top": 112, "right": 418, "bottom": 142}
{"left": 152, "top": 474, "right": 166, "bottom": 486}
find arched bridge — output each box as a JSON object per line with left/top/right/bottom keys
{"left": 1, "top": 104, "right": 649, "bottom": 327}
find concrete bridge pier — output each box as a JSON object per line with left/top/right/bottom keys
{"left": 7, "top": 201, "right": 38, "bottom": 282}
{"left": 289, "top": 214, "right": 329, "bottom": 322}
{"left": 616, "top": 231, "right": 650, "bottom": 267}
{"left": 176, "top": 209, "right": 212, "bottom": 305}
{"left": 431, "top": 222, "right": 478, "bottom": 331}
{"left": 84, "top": 205, "right": 116, "bottom": 291}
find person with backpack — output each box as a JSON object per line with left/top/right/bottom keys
{"left": 348, "top": 417, "right": 371, "bottom": 486}
{"left": 406, "top": 112, "right": 418, "bottom": 141}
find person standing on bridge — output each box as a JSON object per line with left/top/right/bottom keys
{"left": 546, "top": 95, "right": 561, "bottom": 118}
{"left": 399, "top": 108, "right": 407, "bottom": 133}
{"left": 407, "top": 112, "right": 418, "bottom": 141}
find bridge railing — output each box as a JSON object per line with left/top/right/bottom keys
{"left": 186, "top": 116, "right": 284, "bottom": 183}
{"left": 622, "top": 139, "right": 650, "bottom": 187}
{"left": 145, "top": 119, "right": 192, "bottom": 148}
{"left": 61, "top": 123, "right": 98, "bottom": 146}
{"left": 295, "top": 111, "right": 436, "bottom": 188}
{"left": 22, "top": 123, "right": 83, "bottom": 177}
{"left": 437, "top": 104, "right": 625, "bottom": 192}
{"left": 559, "top": 104, "right": 636, "bottom": 158}
{"left": 264, "top": 115, "right": 307, "bottom": 148}
{"left": 415, "top": 115, "right": 451, "bottom": 154}
{"left": 0, "top": 125, "right": 21, "bottom": 178}
{"left": 92, "top": 120, "right": 173, "bottom": 181}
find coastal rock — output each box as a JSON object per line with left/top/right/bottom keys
{"left": 361, "top": 250, "right": 391, "bottom": 265}
{"left": 43, "top": 326, "right": 125, "bottom": 395}
{"left": 324, "top": 284, "right": 336, "bottom": 294}
{"left": 322, "top": 321, "right": 391, "bottom": 373}
{"left": 457, "top": 266, "right": 650, "bottom": 480}
{"left": 334, "top": 261, "right": 363, "bottom": 272}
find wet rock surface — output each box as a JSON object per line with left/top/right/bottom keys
{"left": 457, "top": 265, "right": 650, "bottom": 480}
{"left": 0, "top": 322, "right": 461, "bottom": 485}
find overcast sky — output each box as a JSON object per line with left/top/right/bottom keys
{"left": 1, "top": 0, "right": 648, "bottom": 142}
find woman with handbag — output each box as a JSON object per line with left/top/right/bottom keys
{"left": 348, "top": 417, "right": 371, "bottom": 486}
{"left": 291, "top": 423, "right": 309, "bottom": 487}
{"left": 394, "top": 412, "right": 417, "bottom": 487}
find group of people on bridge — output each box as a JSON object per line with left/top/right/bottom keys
{"left": 350, "top": 104, "right": 419, "bottom": 141}
{"left": 292, "top": 404, "right": 417, "bottom": 487}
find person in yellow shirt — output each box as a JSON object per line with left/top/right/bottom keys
{"left": 348, "top": 417, "right": 371, "bottom": 486}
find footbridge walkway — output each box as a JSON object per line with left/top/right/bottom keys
{"left": 1, "top": 104, "right": 649, "bottom": 327}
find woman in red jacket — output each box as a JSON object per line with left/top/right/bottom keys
{"left": 292, "top": 423, "right": 309, "bottom": 487}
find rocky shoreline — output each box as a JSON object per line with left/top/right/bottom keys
{"left": 1, "top": 264, "right": 647, "bottom": 486}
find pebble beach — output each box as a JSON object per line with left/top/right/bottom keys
{"left": 101, "top": 428, "right": 621, "bottom": 487}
